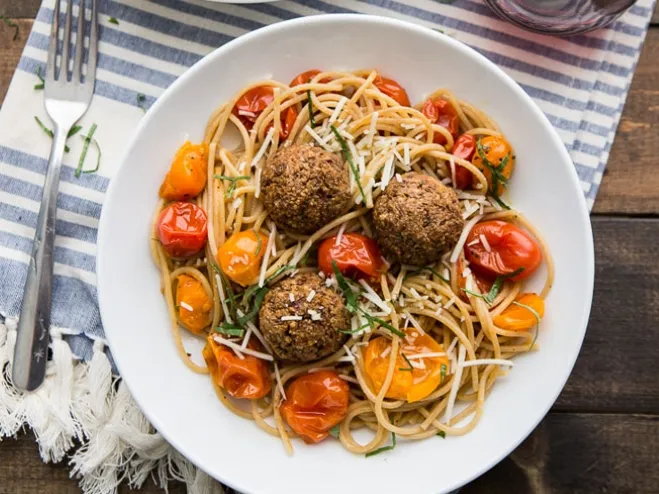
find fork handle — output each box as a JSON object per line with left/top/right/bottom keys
{"left": 12, "top": 127, "right": 68, "bottom": 391}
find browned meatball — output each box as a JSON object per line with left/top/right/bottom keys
{"left": 261, "top": 144, "right": 352, "bottom": 234}
{"left": 373, "top": 172, "right": 464, "bottom": 266}
{"left": 259, "top": 273, "right": 348, "bottom": 363}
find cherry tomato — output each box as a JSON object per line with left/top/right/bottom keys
{"left": 176, "top": 274, "right": 213, "bottom": 334}
{"left": 232, "top": 86, "right": 298, "bottom": 140}
{"left": 464, "top": 221, "right": 542, "bottom": 281}
{"left": 157, "top": 202, "right": 208, "bottom": 258}
{"left": 363, "top": 331, "right": 449, "bottom": 403}
{"left": 318, "top": 233, "right": 385, "bottom": 280}
{"left": 373, "top": 75, "right": 410, "bottom": 107}
{"left": 217, "top": 230, "right": 268, "bottom": 287}
{"left": 493, "top": 293, "right": 545, "bottom": 331}
{"left": 159, "top": 142, "right": 208, "bottom": 201}
{"left": 202, "top": 336, "right": 272, "bottom": 400}
{"left": 422, "top": 98, "right": 459, "bottom": 146}
{"left": 290, "top": 69, "right": 322, "bottom": 87}
{"left": 280, "top": 371, "right": 350, "bottom": 444}
{"left": 472, "top": 135, "right": 515, "bottom": 195}
{"left": 451, "top": 133, "right": 476, "bottom": 190}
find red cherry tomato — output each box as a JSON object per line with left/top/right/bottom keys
{"left": 422, "top": 98, "right": 459, "bottom": 146}
{"left": 318, "top": 233, "right": 385, "bottom": 280}
{"left": 232, "top": 86, "right": 297, "bottom": 140}
{"left": 451, "top": 134, "right": 476, "bottom": 190}
{"left": 290, "top": 69, "right": 322, "bottom": 87}
{"left": 280, "top": 371, "right": 350, "bottom": 444}
{"left": 157, "top": 202, "right": 208, "bottom": 258}
{"left": 373, "top": 75, "right": 410, "bottom": 107}
{"left": 464, "top": 221, "right": 542, "bottom": 281}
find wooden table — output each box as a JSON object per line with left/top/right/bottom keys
{"left": 1, "top": 2, "right": 658, "bottom": 493}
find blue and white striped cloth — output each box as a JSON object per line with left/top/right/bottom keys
{"left": 0, "top": 0, "right": 655, "bottom": 363}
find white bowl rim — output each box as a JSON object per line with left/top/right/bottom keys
{"left": 97, "top": 13, "right": 595, "bottom": 494}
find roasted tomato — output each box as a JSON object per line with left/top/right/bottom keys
{"left": 464, "top": 221, "right": 542, "bottom": 281}
{"left": 280, "top": 371, "right": 350, "bottom": 444}
{"left": 422, "top": 98, "right": 459, "bottom": 146}
{"left": 217, "top": 230, "right": 268, "bottom": 287}
{"left": 363, "top": 331, "right": 449, "bottom": 403}
{"left": 157, "top": 202, "right": 208, "bottom": 258}
{"left": 202, "top": 336, "right": 272, "bottom": 400}
{"left": 451, "top": 133, "right": 476, "bottom": 190}
{"left": 493, "top": 293, "right": 545, "bottom": 331}
{"left": 159, "top": 142, "right": 208, "bottom": 201}
{"left": 373, "top": 74, "right": 410, "bottom": 107}
{"left": 176, "top": 274, "right": 213, "bottom": 334}
{"left": 472, "top": 135, "right": 515, "bottom": 195}
{"left": 318, "top": 233, "right": 385, "bottom": 280}
{"left": 290, "top": 69, "right": 322, "bottom": 87}
{"left": 232, "top": 85, "right": 298, "bottom": 140}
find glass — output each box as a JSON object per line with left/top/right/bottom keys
{"left": 484, "top": 0, "right": 637, "bottom": 35}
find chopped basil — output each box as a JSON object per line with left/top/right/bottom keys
{"left": 136, "top": 93, "right": 147, "bottom": 112}
{"left": 440, "top": 363, "right": 447, "bottom": 383}
{"left": 307, "top": 90, "right": 316, "bottom": 129}
{"left": 331, "top": 261, "right": 360, "bottom": 309}
{"left": 329, "top": 425, "right": 340, "bottom": 439}
{"left": 330, "top": 125, "right": 366, "bottom": 203}
{"left": 511, "top": 300, "right": 542, "bottom": 349}
{"left": 75, "top": 123, "right": 98, "bottom": 177}
{"left": 108, "top": 17, "right": 119, "bottom": 25}
{"left": 365, "top": 433, "right": 396, "bottom": 457}
{"left": 484, "top": 267, "right": 524, "bottom": 304}
{"left": 399, "top": 353, "right": 413, "bottom": 372}
{"left": 215, "top": 324, "right": 245, "bottom": 337}
{"left": 34, "top": 117, "right": 81, "bottom": 153}
{"left": 436, "top": 430, "right": 446, "bottom": 438}
{"left": 338, "top": 323, "right": 370, "bottom": 335}
{"left": 34, "top": 66, "right": 45, "bottom": 90}
{"left": 78, "top": 133, "right": 102, "bottom": 175}
{"left": 215, "top": 174, "right": 250, "bottom": 198}
{"left": 1, "top": 16, "right": 19, "bottom": 41}
{"left": 476, "top": 138, "right": 510, "bottom": 210}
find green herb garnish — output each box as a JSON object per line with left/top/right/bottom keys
{"left": 329, "top": 425, "right": 340, "bottom": 439}
{"left": 78, "top": 133, "right": 101, "bottom": 175}
{"left": 484, "top": 267, "right": 524, "bottom": 304}
{"left": 476, "top": 138, "right": 510, "bottom": 210}
{"left": 75, "top": 123, "right": 97, "bottom": 177}
{"left": 108, "top": 17, "right": 119, "bottom": 25}
{"left": 331, "top": 260, "right": 360, "bottom": 309}
{"left": 404, "top": 266, "right": 449, "bottom": 283}
{"left": 307, "top": 90, "right": 316, "bottom": 129}
{"left": 215, "top": 174, "right": 250, "bottom": 198}
{"left": 511, "top": 300, "right": 542, "bottom": 349}
{"left": 210, "top": 263, "right": 240, "bottom": 323}
{"left": 436, "top": 430, "right": 446, "bottom": 438}
{"left": 440, "top": 363, "right": 447, "bottom": 383}
{"left": 364, "top": 312, "right": 405, "bottom": 338}
{"left": 330, "top": 125, "right": 366, "bottom": 204}
{"left": 136, "top": 93, "right": 147, "bottom": 112}
{"left": 365, "top": 433, "right": 396, "bottom": 457}
{"left": 399, "top": 353, "right": 413, "bottom": 372}
{"left": 34, "top": 66, "right": 45, "bottom": 90}
{"left": 242, "top": 265, "right": 295, "bottom": 303}
{"left": 215, "top": 324, "right": 245, "bottom": 337}
{"left": 34, "top": 117, "right": 81, "bottom": 153}
{"left": 1, "top": 16, "right": 19, "bottom": 41}
{"left": 338, "top": 323, "right": 371, "bottom": 335}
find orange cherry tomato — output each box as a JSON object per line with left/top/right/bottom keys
{"left": 422, "top": 98, "right": 459, "bottom": 146}
{"left": 176, "top": 274, "right": 213, "bottom": 334}
{"left": 493, "top": 293, "right": 545, "bottom": 331}
{"left": 373, "top": 74, "right": 410, "bottom": 107}
{"left": 465, "top": 221, "right": 542, "bottom": 281}
{"left": 159, "top": 142, "right": 208, "bottom": 201}
{"left": 318, "top": 233, "right": 385, "bottom": 280}
{"left": 451, "top": 133, "right": 476, "bottom": 190}
{"left": 280, "top": 371, "right": 349, "bottom": 444}
{"left": 363, "top": 331, "right": 449, "bottom": 403}
{"left": 290, "top": 69, "right": 322, "bottom": 87}
{"left": 202, "top": 336, "right": 272, "bottom": 400}
{"left": 471, "top": 135, "right": 515, "bottom": 195}
{"left": 232, "top": 86, "right": 297, "bottom": 140}
{"left": 217, "top": 230, "right": 268, "bottom": 287}
{"left": 157, "top": 202, "right": 208, "bottom": 258}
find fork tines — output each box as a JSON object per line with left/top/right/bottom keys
{"left": 47, "top": 0, "right": 97, "bottom": 86}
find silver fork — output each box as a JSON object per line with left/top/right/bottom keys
{"left": 13, "top": 0, "right": 98, "bottom": 391}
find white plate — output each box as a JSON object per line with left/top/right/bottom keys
{"left": 97, "top": 14, "right": 594, "bottom": 494}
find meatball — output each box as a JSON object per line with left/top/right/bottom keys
{"left": 261, "top": 144, "right": 352, "bottom": 234}
{"left": 373, "top": 172, "right": 464, "bottom": 266}
{"left": 259, "top": 273, "right": 349, "bottom": 363}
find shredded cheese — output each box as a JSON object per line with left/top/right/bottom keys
{"left": 479, "top": 234, "right": 492, "bottom": 252}
{"left": 250, "top": 127, "right": 275, "bottom": 170}
{"left": 335, "top": 223, "right": 346, "bottom": 247}
{"left": 405, "top": 352, "right": 446, "bottom": 360}
{"left": 450, "top": 214, "right": 484, "bottom": 263}
{"left": 306, "top": 290, "right": 316, "bottom": 302}
{"left": 358, "top": 279, "right": 392, "bottom": 314}
{"left": 178, "top": 301, "right": 193, "bottom": 312}
{"left": 329, "top": 97, "right": 348, "bottom": 124}
{"left": 281, "top": 315, "right": 303, "bottom": 321}
{"left": 258, "top": 226, "right": 277, "bottom": 287}
{"left": 215, "top": 274, "right": 232, "bottom": 324}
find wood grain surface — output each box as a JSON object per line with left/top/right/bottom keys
{"left": 0, "top": 1, "right": 658, "bottom": 493}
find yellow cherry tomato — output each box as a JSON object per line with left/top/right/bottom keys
{"left": 176, "top": 274, "right": 213, "bottom": 334}
{"left": 493, "top": 293, "right": 545, "bottom": 331}
{"left": 363, "top": 330, "right": 449, "bottom": 403}
{"left": 472, "top": 135, "right": 515, "bottom": 195}
{"left": 217, "top": 230, "right": 268, "bottom": 286}
{"left": 159, "top": 141, "right": 208, "bottom": 200}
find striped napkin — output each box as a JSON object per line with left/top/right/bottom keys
{"left": 0, "top": 0, "right": 654, "bottom": 491}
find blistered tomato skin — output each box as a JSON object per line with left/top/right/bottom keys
{"left": 157, "top": 202, "right": 208, "bottom": 258}
{"left": 318, "top": 233, "right": 385, "bottom": 280}
{"left": 217, "top": 230, "right": 268, "bottom": 286}
{"left": 159, "top": 142, "right": 208, "bottom": 201}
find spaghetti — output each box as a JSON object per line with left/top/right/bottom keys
{"left": 150, "top": 69, "right": 554, "bottom": 456}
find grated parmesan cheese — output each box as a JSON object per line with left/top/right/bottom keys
{"left": 329, "top": 97, "right": 348, "bottom": 124}
{"left": 479, "top": 234, "right": 492, "bottom": 252}
{"left": 281, "top": 315, "right": 303, "bottom": 321}
{"left": 306, "top": 290, "right": 317, "bottom": 302}
{"left": 335, "top": 223, "right": 346, "bottom": 247}
{"left": 289, "top": 293, "right": 295, "bottom": 303}
{"left": 258, "top": 225, "right": 277, "bottom": 287}
{"left": 450, "top": 215, "right": 484, "bottom": 263}
{"left": 405, "top": 352, "right": 446, "bottom": 360}
{"left": 250, "top": 127, "right": 275, "bottom": 170}
{"left": 358, "top": 279, "right": 392, "bottom": 314}
{"left": 213, "top": 336, "right": 274, "bottom": 361}
{"left": 308, "top": 309, "right": 322, "bottom": 321}
{"left": 215, "top": 274, "right": 232, "bottom": 324}
{"left": 179, "top": 301, "right": 193, "bottom": 312}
